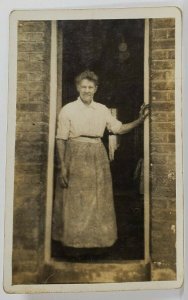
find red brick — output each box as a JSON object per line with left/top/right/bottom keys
{"left": 27, "top": 72, "right": 46, "bottom": 81}
{"left": 151, "top": 49, "right": 175, "bottom": 60}
{"left": 151, "top": 251, "right": 176, "bottom": 263}
{"left": 18, "top": 81, "right": 47, "bottom": 93}
{"left": 17, "top": 72, "right": 29, "bottom": 82}
{"left": 17, "top": 102, "right": 49, "bottom": 113}
{"left": 152, "top": 208, "right": 176, "bottom": 222}
{"left": 13, "top": 207, "right": 40, "bottom": 250}
{"left": 150, "top": 71, "right": 166, "bottom": 80}
{"left": 152, "top": 238, "right": 176, "bottom": 256}
{"left": 18, "top": 42, "right": 48, "bottom": 53}
{"left": 151, "top": 239, "right": 176, "bottom": 259}
{"left": 14, "top": 174, "right": 42, "bottom": 186}
{"left": 13, "top": 260, "right": 39, "bottom": 273}
{"left": 151, "top": 219, "right": 172, "bottom": 233}
{"left": 151, "top": 112, "right": 175, "bottom": 122}
{"left": 15, "top": 139, "right": 47, "bottom": 151}
{"left": 151, "top": 132, "right": 168, "bottom": 143}
{"left": 151, "top": 154, "right": 168, "bottom": 165}
{"left": 17, "top": 60, "right": 45, "bottom": 72}
{"left": 152, "top": 230, "right": 176, "bottom": 244}
{"left": 152, "top": 191, "right": 176, "bottom": 201}
{"left": 19, "top": 32, "right": 45, "bottom": 42}
{"left": 17, "top": 52, "right": 29, "bottom": 62}
{"left": 14, "top": 182, "right": 41, "bottom": 201}
{"left": 17, "top": 90, "right": 29, "bottom": 102}
{"left": 13, "top": 249, "right": 38, "bottom": 263}
{"left": 168, "top": 133, "right": 176, "bottom": 143}
{"left": 152, "top": 198, "right": 169, "bottom": 209}
{"left": 151, "top": 179, "right": 176, "bottom": 193}
{"left": 151, "top": 91, "right": 175, "bottom": 102}
{"left": 151, "top": 81, "right": 175, "bottom": 90}
{"left": 151, "top": 70, "right": 174, "bottom": 81}
{"left": 166, "top": 71, "right": 175, "bottom": 80}
{"left": 167, "top": 199, "right": 176, "bottom": 210}
{"left": 151, "top": 186, "right": 176, "bottom": 198}
{"left": 18, "top": 21, "right": 50, "bottom": 33}
{"left": 16, "top": 132, "right": 48, "bottom": 143}
{"left": 151, "top": 39, "right": 175, "bottom": 50}
{"left": 16, "top": 122, "right": 49, "bottom": 133}
{"left": 151, "top": 19, "right": 175, "bottom": 29}
{"left": 28, "top": 53, "right": 47, "bottom": 62}
{"left": 16, "top": 111, "right": 48, "bottom": 123}
{"left": 15, "top": 162, "right": 43, "bottom": 175}
{"left": 151, "top": 102, "right": 174, "bottom": 112}
{"left": 151, "top": 176, "right": 171, "bottom": 189}
{"left": 151, "top": 143, "right": 175, "bottom": 153}
{"left": 152, "top": 29, "right": 175, "bottom": 40}
{"left": 15, "top": 151, "right": 48, "bottom": 163}
{"left": 28, "top": 91, "right": 50, "bottom": 103}
{"left": 151, "top": 172, "right": 176, "bottom": 185}
{"left": 151, "top": 163, "right": 175, "bottom": 176}
{"left": 151, "top": 60, "right": 175, "bottom": 70}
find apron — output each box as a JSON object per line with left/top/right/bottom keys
{"left": 52, "top": 138, "right": 117, "bottom": 248}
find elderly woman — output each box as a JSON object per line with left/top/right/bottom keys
{"left": 56, "top": 70, "right": 149, "bottom": 256}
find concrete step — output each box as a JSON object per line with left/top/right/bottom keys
{"left": 40, "top": 260, "right": 150, "bottom": 284}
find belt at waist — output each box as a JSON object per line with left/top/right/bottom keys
{"left": 69, "top": 136, "right": 102, "bottom": 144}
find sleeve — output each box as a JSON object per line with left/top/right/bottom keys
{"left": 56, "top": 107, "right": 70, "bottom": 140}
{"left": 105, "top": 107, "right": 122, "bottom": 134}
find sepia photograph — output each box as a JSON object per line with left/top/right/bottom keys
{"left": 4, "top": 7, "right": 183, "bottom": 293}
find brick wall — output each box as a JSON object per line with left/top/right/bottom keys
{"left": 149, "top": 18, "right": 176, "bottom": 280}
{"left": 13, "top": 21, "right": 51, "bottom": 284}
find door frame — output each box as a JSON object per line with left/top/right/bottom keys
{"left": 143, "top": 19, "right": 150, "bottom": 264}
{"left": 44, "top": 19, "right": 150, "bottom": 265}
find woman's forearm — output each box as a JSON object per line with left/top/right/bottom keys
{"left": 56, "top": 139, "right": 67, "bottom": 167}
{"left": 56, "top": 139, "right": 69, "bottom": 187}
{"left": 118, "top": 117, "right": 144, "bottom": 135}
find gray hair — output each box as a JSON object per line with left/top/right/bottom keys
{"left": 75, "top": 70, "right": 99, "bottom": 86}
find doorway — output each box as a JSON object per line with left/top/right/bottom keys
{"left": 51, "top": 19, "right": 145, "bottom": 261}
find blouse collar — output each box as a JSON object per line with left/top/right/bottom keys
{"left": 77, "top": 97, "right": 97, "bottom": 110}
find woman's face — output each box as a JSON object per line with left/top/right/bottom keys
{"left": 77, "top": 79, "right": 97, "bottom": 105}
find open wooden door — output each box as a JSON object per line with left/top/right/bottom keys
{"left": 43, "top": 18, "right": 151, "bottom": 283}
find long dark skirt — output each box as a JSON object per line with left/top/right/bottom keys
{"left": 52, "top": 139, "right": 117, "bottom": 249}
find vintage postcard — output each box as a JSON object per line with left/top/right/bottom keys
{"left": 4, "top": 6, "right": 183, "bottom": 293}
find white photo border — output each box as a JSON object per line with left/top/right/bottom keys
{"left": 4, "top": 6, "right": 183, "bottom": 293}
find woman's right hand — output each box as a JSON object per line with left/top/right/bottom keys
{"left": 59, "top": 165, "right": 69, "bottom": 188}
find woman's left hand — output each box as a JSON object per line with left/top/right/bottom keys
{"left": 139, "top": 103, "right": 150, "bottom": 121}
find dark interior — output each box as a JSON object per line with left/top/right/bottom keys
{"left": 52, "top": 19, "right": 145, "bottom": 261}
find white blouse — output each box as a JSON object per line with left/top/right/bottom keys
{"left": 56, "top": 97, "right": 122, "bottom": 140}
